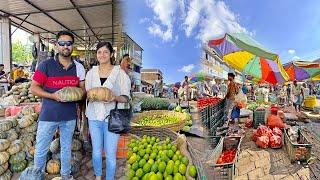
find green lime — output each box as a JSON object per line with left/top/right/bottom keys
{"left": 158, "top": 161, "right": 166, "bottom": 173}
{"left": 139, "top": 159, "right": 147, "bottom": 168}
{"left": 143, "top": 163, "right": 152, "bottom": 173}
{"left": 178, "top": 164, "right": 187, "bottom": 175}
{"left": 135, "top": 168, "right": 144, "bottom": 178}
{"left": 127, "top": 169, "right": 135, "bottom": 179}
{"left": 165, "top": 163, "right": 174, "bottom": 175}
{"left": 151, "top": 163, "right": 158, "bottom": 173}
{"left": 188, "top": 165, "right": 197, "bottom": 178}
{"left": 131, "top": 162, "right": 139, "bottom": 171}
{"left": 181, "top": 157, "right": 189, "bottom": 166}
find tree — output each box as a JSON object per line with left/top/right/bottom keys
{"left": 12, "top": 40, "right": 32, "bottom": 63}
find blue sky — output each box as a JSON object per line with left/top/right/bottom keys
{"left": 123, "top": 0, "right": 320, "bottom": 84}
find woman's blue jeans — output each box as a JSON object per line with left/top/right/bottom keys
{"left": 89, "top": 120, "right": 120, "bottom": 180}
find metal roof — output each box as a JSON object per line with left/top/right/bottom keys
{"left": 0, "top": 0, "right": 123, "bottom": 47}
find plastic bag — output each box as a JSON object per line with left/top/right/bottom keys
{"left": 256, "top": 135, "right": 269, "bottom": 149}
{"left": 231, "top": 106, "right": 240, "bottom": 120}
{"left": 235, "top": 91, "right": 247, "bottom": 108}
{"left": 272, "top": 127, "right": 282, "bottom": 137}
{"left": 269, "top": 134, "right": 282, "bottom": 148}
{"left": 267, "top": 114, "right": 285, "bottom": 129}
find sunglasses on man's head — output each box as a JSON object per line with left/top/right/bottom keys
{"left": 57, "top": 41, "right": 73, "bottom": 46}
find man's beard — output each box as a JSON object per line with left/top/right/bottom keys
{"left": 59, "top": 49, "right": 72, "bottom": 57}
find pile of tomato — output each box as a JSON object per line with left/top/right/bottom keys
{"left": 216, "top": 149, "right": 237, "bottom": 164}
{"left": 197, "top": 97, "right": 221, "bottom": 109}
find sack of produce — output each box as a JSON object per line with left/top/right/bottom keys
{"left": 56, "top": 87, "right": 84, "bottom": 102}
{"left": 256, "top": 125, "right": 273, "bottom": 138}
{"left": 245, "top": 118, "right": 253, "bottom": 128}
{"left": 269, "top": 134, "right": 282, "bottom": 148}
{"left": 252, "top": 130, "right": 259, "bottom": 142}
{"left": 272, "top": 127, "right": 282, "bottom": 137}
{"left": 267, "top": 114, "right": 285, "bottom": 129}
{"left": 87, "top": 87, "right": 114, "bottom": 102}
{"left": 256, "top": 135, "right": 269, "bottom": 149}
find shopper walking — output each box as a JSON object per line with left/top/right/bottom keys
{"left": 85, "top": 42, "right": 131, "bottom": 180}
{"left": 225, "top": 73, "right": 238, "bottom": 120}
{"left": 30, "top": 31, "right": 85, "bottom": 180}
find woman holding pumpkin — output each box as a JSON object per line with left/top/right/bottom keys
{"left": 85, "top": 41, "right": 131, "bottom": 180}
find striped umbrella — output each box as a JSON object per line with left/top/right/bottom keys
{"left": 208, "top": 33, "right": 288, "bottom": 84}
{"left": 284, "top": 61, "right": 320, "bottom": 81}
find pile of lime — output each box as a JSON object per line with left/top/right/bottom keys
{"left": 127, "top": 135, "right": 197, "bottom": 180}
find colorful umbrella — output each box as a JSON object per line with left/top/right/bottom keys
{"left": 208, "top": 33, "right": 288, "bottom": 84}
{"left": 189, "top": 73, "right": 213, "bottom": 83}
{"left": 284, "top": 61, "right": 320, "bottom": 81}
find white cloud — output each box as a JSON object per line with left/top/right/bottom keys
{"left": 178, "top": 64, "right": 195, "bottom": 73}
{"left": 288, "top": 49, "right": 295, "bottom": 54}
{"left": 146, "top": 0, "right": 178, "bottom": 41}
{"left": 292, "top": 56, "right": 300, "bottom": 60}
{"left": 139, "top": 17, "right": 150, "bottom": 24}
{"left": 148, "top": 23, "right": 173, "bottom": 42}
{"left": 145, "top": 0, "right": 249, "bottom": 43}
{"left": 185, "top": 0, "right": 249, "bottom": 42}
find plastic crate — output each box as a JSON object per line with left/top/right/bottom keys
{"left": 206, "top": 136, "right": 242, "bottom": 180}
{"left": 284, "top": 129, "right": 312, "bottom": 163}
{"left": 253, "top": 109, "right": 266, "bottom": 128}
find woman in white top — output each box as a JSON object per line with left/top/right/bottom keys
{"left": 85, "top": 42, "right": 131, "bottom": 180}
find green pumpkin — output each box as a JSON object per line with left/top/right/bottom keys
{"left": 7, "top": 117, "right": 18, "bottom": 127}
{"left": 0, "top": 152, "right": 9, "bottom": 165}
{"left": 27, "top": 160, "right": 34, "bottom": 167}
{"left": 72, "top": 139, "right": 82, "bottom": 151}
{"left": 20, "top": 133, "right": 35, "bottom": 143}
{"left": 57, "top": 87, "right": 84, "bottom": 102}
{"left": 10, "top": 159, "right": 27, "bottom": 173}
{"left": 0, "top": 169, "right": 11, "bottom": 180}
{"left": 50, "top": 138, "right": 60, "bottom": 154}
{"left": 0, "top": 133, "right": 6, "bottom": 139}
{"left": 9, "top": 151, "right": 26, "bottom": 164}
{"left": 6, "top": 129, "right": 18, "bottom": 142}
{"left": 52, "top": 153, "right": 60, "bottom": 160}
{"left": 20, "top": 122, "right": 37, "bottom": 134}
{"left": 71, "top": 160, "right": 80, "bottom": 175}
{"left": 0, "top": 139, "right": 10, "bottom": 152}
{"left": 71, "top": 151, "right": 83, "bottom": 162}
{"left": 21, "top": 106, "right": 35, "bottom": 116}
{"left": 18, "top": 114, "right": 35, "bottom": 128}
{"left": 0, "top": 162, "right": 8, "bottom": 176}
{"left": 0, "top": 121, "right": 12, "bottom": 133}
{"left": 7, "top": 140, "right": 23, "bottom": 155}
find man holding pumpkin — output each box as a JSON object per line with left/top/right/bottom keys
{"left": 29, "top": 31, "right": 85, "bottom": 180}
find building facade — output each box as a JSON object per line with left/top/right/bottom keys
{"left": 201, "top": 43, "right": 242, "bottom": 83}
{"left": 141, "top": 69, "right": 163, "bottom": 93}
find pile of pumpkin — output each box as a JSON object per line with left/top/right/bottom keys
{"left": 1, "top": 82, "right": 41, "bottom": 104}
{"left": 0, "top": 106, "right": 38, "bottom": 179}
{"left": 48, "top": 136, "right": 83, "bottom": 175}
